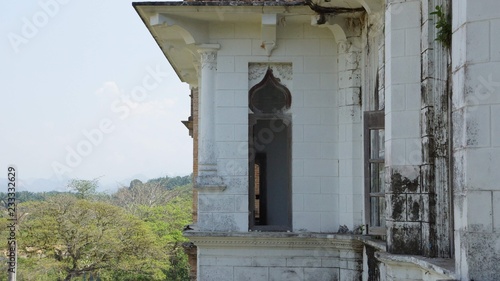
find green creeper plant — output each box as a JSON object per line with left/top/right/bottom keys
{"left": 431, "top": 5, "right": 452, "bottom": 49}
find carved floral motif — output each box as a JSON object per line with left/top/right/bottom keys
{"left": 248, "top": 63, "right": 292, "bottom": 87}
{"left": 198, "top": 49, "right": 217, "bottom": 71}
{"left": 274, "top": 63, "right": 293, "bottom": 81}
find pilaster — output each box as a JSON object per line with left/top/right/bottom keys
{"left": 337, "top": 34, "right": 363, "bottom": 229}
{"left": 420, "top": 0, "right": 452, "bottom": 258}
{"left": 195, "top": 44, "right": 227, "bottom": 191}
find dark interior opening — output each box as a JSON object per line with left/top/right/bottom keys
{"left": 249, "top": 118, "right": 291, "bottom": 231}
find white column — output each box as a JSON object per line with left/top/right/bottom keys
{"left": 196, "top": 44, "right": 225, "bottom": 190}
{"left": 198, "top": 45, "right": 218, "bottom": 174}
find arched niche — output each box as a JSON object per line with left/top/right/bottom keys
{"left": 249, "top": 68, "right": 292, "bottom": 114}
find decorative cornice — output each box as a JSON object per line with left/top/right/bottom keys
{"left": 134, "top": 2, "right": 307, "bottom": 8}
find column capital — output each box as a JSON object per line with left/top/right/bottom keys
{"left": 197, "top": 44, "right": 220, "bottom": 71}
{"left": 196, "top": 43, "right": 220, "bottom": 52}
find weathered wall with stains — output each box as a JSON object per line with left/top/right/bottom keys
{"left": 361, "top": 9, "right": 385, "bottom": 112}
{"left": 360, "top": 0, "right": 500, "bottom": 279}
{"left": 190, "top": 10, "right": 373, "bottom": 234}
{"left": 384, "top": 0, "right": 425, "bottom": 255}
{"left": 188, "top": 233, "right": 363, "bottom": 281}
{"left": 383, "top": 0, "right": 453, "bottom": 259}
{"left": 135, "top": 0, "right": 500, "bottom": 280}
{"left": 362, "top": 245, "right": 381, "bottom": 281}
{"left": 452, "top": 0, "right": 500, "bottom": 280}
{"left": 420, "top": 0, "right": 453, "bottom": 259}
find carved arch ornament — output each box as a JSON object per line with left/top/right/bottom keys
{"left": 249, "top": 67, "right": 292, "bottom": 114}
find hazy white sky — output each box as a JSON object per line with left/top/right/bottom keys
{"left": 0, "top": 0, "right": 193, "bottom": 190}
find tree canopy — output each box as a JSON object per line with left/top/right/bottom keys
{"left": 0, "top": 175, "right": 193, "bottom": 281}
{"left": 67, "top": 178, "right": 99, "bottom": 199}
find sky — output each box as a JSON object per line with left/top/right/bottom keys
{"left": 0, "top": 0, "right": 193, "bottom": 192}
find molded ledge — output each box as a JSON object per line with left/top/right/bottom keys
{"left": 376, "top": 252, "right": 457, "bottom": 280}
{"left": 184, "top": 231, "right": 364, "bottom": 250}
{"left": 357, "top": 236, "right": 386, "bottom": 251}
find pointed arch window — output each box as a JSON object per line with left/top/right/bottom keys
{"left": 249, "top": 68, "right": 292, "bottom": 231}
{"left": 249, "top": 68, "right": 291, "bottom": 114}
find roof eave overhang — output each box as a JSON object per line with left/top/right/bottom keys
{"left": 133, "top": 2, "right": 319, "bottom": 86}
{"left": 133, "top": 1, "right": 376, "bottom": 85}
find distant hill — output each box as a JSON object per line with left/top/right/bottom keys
{"left": 0, "top": 173, "right": 192, "bottom": 193}
{"left": 129, "top": 174, "right": 193, "bottom": 189}
{"left": 0, "top": 176, "right": 68, "bottom": 193}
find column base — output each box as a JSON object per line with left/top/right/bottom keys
{"left": 195, "top": 174, "right": 226, "bottom": 192}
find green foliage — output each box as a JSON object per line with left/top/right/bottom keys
{"left": 136, "top": 185, "right": 192, "bottom": 281}
{"left": 17, "top": 196, "right": 169, "bottom": 280}
{"left": 0, "top": 191, "right": 47, "bottom": 207}
{"left": 165, "top": 248, "right": 190, "bottom": 281}
{"left": 147, "top": 174, "right": 192, "bottom": 190}
{"left": 0, "top": 256, "right": 66, "bottom": 280}
{"left": 430, "top": 5, "right": 451, "bottom": 48}
{"left": 67, "top": 178, "right": 100, "bottom": 199}
{"left": 0, "top": 175, "right": 193, "bottom": 280}
{"left": 113, "top": 182, "right": 177, "bottom": 215}
{"left": 13, "top": 191, "right": 45, "bottom": 203}
{"left": 136, "top": 185, "right": 192, "bottom": 236}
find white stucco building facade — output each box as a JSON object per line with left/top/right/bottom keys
{"left": 134, "top": 1, "right": 500, "bottom": 280}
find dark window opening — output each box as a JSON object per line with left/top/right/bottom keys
{"left": 249, "top": 118, "right": 291, "bottom": 231}
{"left": 248, "top": 67, "right": 292, "bottom": 231}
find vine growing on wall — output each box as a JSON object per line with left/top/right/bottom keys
{"left": 431, "top": 5, "right": 452, "bottom": 48}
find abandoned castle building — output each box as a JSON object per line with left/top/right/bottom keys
{"left": 134, "top": 0, "right": 500, "bottom": 280}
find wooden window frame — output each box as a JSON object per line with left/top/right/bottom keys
{"left": 364, "top": 110, "right": 386, "bottom": 236}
